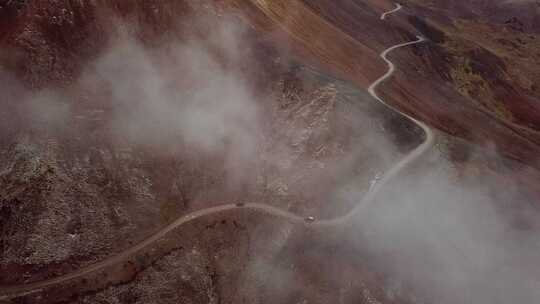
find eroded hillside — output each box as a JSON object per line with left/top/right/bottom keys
{"left": 0, "top": 0, "right": 418, "bottom": 290}
{"left": 2, "top": 1, "right": 540, "bottom": 303}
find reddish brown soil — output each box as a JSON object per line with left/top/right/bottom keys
{"left": 0, "top": 0, "right": 417, "bottom": 289}
{"left": 231, "top": 0, "right": 540, "bottom": 169}
{"left": 2, "top": 0, "right": 540, "bottom": 303}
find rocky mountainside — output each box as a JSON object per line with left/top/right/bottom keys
{"left": 0, "top": 0, "right": 419, "bottom": 288}
{"left": 388, "top": 0, "right": 540, "bottom": 164}
{"left": 234, "top": 0, "right": 540, "bottom": 168}
{"left": 2, "top": 1, "right": 540, "bottom": 303}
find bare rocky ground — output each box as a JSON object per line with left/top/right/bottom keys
{"left": 9, "top": 208, "right": 418, "bottom": 304}
{"left": 3, "top": 1, "right": 540, "bottom": 303}
{"left": 0, "top": 0, "right": 420, "bottom": 288}
{"left": 0, "top": 60, "right": 419, "bottom": 285}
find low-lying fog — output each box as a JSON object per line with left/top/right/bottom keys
{"left": 2, "top": 6, "right": 540, "bottom": 304}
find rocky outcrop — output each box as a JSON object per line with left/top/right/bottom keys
{"left": 0, "top": 0, "right": 412, "bottom": 286}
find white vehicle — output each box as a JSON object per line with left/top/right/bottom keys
{"left": 369, "top": 172, "right": 383, "bottom": 191}
{"left": 305, "top": 216, "right": 316, "bottom": 223}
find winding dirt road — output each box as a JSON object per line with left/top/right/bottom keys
{"left": 380, "top": 3, "right": 402, "bottom": 20}
{"left": 0, "top": 3, "right": 433, "bottom": 299}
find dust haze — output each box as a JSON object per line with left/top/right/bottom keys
{"left": 348, "top": 140, "right": 540, "bottom": 304}
{"left": 4, "top": 5, "right": 540, "bottom": 304}
{"left": 81, "top": 21, "right": 263, "bottom": 185}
